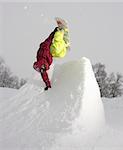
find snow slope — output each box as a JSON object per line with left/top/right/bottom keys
{"left": 0, "top": 87, "right": 18, "bottom": 101}
{"left": 94, "top": 98, "right": 123, "bottom": 150}
{"left": 0, "top": 57, "right": 105, "bottom": 150}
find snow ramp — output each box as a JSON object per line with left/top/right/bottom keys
{"left": 0, "top": 57, "right": 105, "bottom": 150}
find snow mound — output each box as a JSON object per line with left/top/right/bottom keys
{"left": 0, "top": 57, "right": 105, "bottom": 150}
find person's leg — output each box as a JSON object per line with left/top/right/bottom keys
{"left": 40, "top": 65, "right": 51, "bottom": 90}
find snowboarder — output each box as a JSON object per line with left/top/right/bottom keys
{"left": 33, "top": 17, "right": 70, "bottom": 91}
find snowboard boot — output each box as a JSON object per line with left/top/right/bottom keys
{"left": 44, "top": 85, "right": 51, "bottom": 91}
{"left": 44, "top": 80, "right": 51, "bottom": 91}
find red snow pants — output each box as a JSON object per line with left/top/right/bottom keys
{"left": 33, "top": 58, "right": 52, "bottom": 87}
{"left": 33, "top": 39, "right": 53, "bottom": 87}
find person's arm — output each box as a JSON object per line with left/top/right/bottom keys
{"left": 63, "top": 28, "right": 70, "bottom": 50}
{"left": 46, "top": 27, "right": 58, "bottom": 44}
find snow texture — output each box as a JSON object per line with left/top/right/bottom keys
{"left": 0, "top": 87, "right": 17, "bottom": 101}
{"left": 0, "top": 57, "right": 105, "bottom": 150}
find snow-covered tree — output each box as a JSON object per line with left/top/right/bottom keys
{"left": 92, "top": 63, "right": 107, "bottom": 97}
{"left": 107, "top": 73, "right": 123, "bottom": 98}
{"left": 93, "top": 63, "right": 123, "bottom": 98}
{"left": 0, "top": 56, "right": 27, "bottom": 89}
{"left": 19, "top": 78, "right": 27, "bottom": 87}
{"left": 9, "top": 75, "right": 20, "bottom": 89}
{"left": 0, "top": 57, "right": 12, "bottom": 87}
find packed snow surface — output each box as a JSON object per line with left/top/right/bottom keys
{"left": 0, "top": 87, "right": 17, "bottom": 101}
{"left": 0, "top": 57, "right": 106, "bottom": 150}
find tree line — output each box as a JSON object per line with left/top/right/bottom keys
{"left": 0, "top": 56, "right": 27, "bottom": 89}
{"left": 93, "top": 63, "right": 123, "bottom": 98}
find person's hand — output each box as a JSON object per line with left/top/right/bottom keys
{"left": 35, "top": 68, "right": 40, "bottom": 72}
{"left": 33, "top": 63, "right": 40, "bottom": 72}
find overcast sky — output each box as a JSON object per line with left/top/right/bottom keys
{"left": 0, "top": 2, "right": 123, "bottom": 78}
